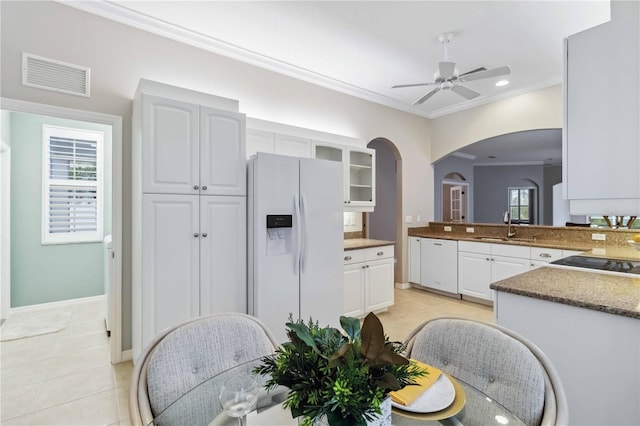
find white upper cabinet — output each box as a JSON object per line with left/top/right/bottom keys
{"left": 564, "top": 1, "right": 640, "bottom": 215}
{"left": 142, "top": 95, "right": 245, "bottom": 196}
{"left": 199, "top": 107, "right": 246, "bottom": 196}
{"left": 142, "top": 95, "right": 199, "bottom": 195}
{"left": 274, "top": 134, "right": 312, "bottom": 158}
{"left": 246, "top": 129, "right": 275, "bottom": 159}
{"left": 313, "top": 141, "right": 376, "bottom": 212}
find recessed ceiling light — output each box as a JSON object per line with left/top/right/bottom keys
{"left": 496, "top": 80, "right": 509, "bottom": 87}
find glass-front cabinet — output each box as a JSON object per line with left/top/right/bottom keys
{"left": 313, "top": 141, "right": 375, "bottom": 212}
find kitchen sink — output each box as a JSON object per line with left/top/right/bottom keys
{"left": 471, "top": 236, "right": 536, "bottom": 243}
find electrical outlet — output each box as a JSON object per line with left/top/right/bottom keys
{"left": 466, "top": 227, "right": 475, "bottom": 233}
{"left": 591, "top": 233, "right": 606, "bottom": 241}
{"left": 444, "top": 226, "right": 452, "bottom": 232}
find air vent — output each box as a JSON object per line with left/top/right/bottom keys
{"left": 22, "top": 53, "right": 90, "bottom": 97}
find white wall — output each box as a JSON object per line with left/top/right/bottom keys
{"left": 430, "top": 85, "right": 563, "bottom": 162}
{"left": 0, "top": 1, "right": 431, "bottom": 349}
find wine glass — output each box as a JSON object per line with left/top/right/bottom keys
{"left": 219, "top": 374, "right": 259, "bottom": 426}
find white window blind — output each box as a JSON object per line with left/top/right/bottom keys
{"left": 42, "top": 125, "right": 103, "bottom": 244}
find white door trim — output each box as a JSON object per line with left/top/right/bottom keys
{"left": 0, "top": 97, "right": 125, "bottom": 363}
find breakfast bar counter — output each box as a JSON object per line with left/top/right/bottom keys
{"left": 490, "top": 266, "right": 640, "bottom": 319}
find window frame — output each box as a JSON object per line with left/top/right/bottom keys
{"left": 41, "top": 125, "right": 104, "bottom": 245}
{"left": 508, "top": 186, "right": 535, "bottom": 225}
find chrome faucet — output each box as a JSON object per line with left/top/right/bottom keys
{"left": 504, "top": 211, "right": 516, "bottom": 238}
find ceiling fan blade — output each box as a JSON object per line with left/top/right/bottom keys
{"left": 459, "top": 67, "right": 487, "bottom": 77}
{"left": 451, "top": 85, "right": 480, "bottom": 100}
{"left": 461, "top": 66, "right": 511, "bottom": 82}
{"left": 439, "top": 61, "right": 456, "bottom": 79}
{"left": 413, "top": 88, "right": 440, "bottom": 105}
{"left": 391, "top": 82, "right": 434, "bottom": 89}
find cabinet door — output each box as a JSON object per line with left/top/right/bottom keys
{"left": 246, "top": 129, "right": 275, "bottom": 159}
{"left": 408, "top": 237, "right": 421, "bottom": 284}
{"left": 199, "top": 196, "right": 247, "bottom": 315}
{"left": 365, "top": 259, "right": 394, "bottom": 312}
{"left": 565, "top": 7, "right": 639, "bottom": 211}
{"left": 492, "top": 255, "right": 530, "bottom": 284}
{"left": 421, "top": 239, "right": 457, "bottom": 293}
{"left": 141, "top": 194, "right": 199, "bottom": 346}
{"left": 347, "top": 148, "right": 375, "bottom": 207}
{"left": 313, "top": 142, "right": 348, "bottom": 203}
{"left": 200, "top": 108, "right": 246, "bottom": 196}
{"left": 142, "top": 95, "right": 199, "bottom": 195}
{"left": 274, "top": 134, "right": 312, "bottom": 158}
{"left": 344, "top": 263, "right": 365, "bottom": 317}
{"left": 458, "top": 252, "right": 491, "bottom": 300}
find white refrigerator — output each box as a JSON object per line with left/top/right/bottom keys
{"left": 248, "top": 153, "right": 344, "bottom": 343}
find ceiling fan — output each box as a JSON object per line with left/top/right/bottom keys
{"left": 392, "top": 33, "right": 511, "bottom": 105}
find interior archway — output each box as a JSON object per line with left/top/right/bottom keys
{"left": 366, "top": 137, "right": 402, "bottom": 284}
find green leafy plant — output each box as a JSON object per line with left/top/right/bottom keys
{"left": 254, "top": 312, "right": 425, "bottom": 426}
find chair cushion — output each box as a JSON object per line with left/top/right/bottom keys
{"left": 146, "top": 315, "right": 275, "bottom": 423}
{"left": 410, "top": 319, "right": 545, "bottom": 426}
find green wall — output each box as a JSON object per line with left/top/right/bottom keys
{"left": 10, "top": 111, "right": 112, "bottom": 307}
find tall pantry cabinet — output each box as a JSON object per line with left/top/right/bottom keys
{"left": 132, "top": 80, "right": 246, "bottom": 362}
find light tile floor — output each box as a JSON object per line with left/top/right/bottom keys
{"left": 0, "top": 287, "right": 492, "bottom": 425}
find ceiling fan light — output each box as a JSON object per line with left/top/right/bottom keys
{"left": 496, "top": 80, "right": 509, "bottom": 87}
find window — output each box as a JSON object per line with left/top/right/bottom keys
{"left": 42, "top": 125, "right": 103, "bottom": 244}
{"left": 508, "top": 187, "right": 534, "bottom": 224}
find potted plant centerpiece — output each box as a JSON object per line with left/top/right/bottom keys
{"left": 254, "top": 312, "right": 426, "bottom": 426}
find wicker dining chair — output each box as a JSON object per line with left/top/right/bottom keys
{"left": 404, "top": 317, "right": 568, "bottom": 426}
{"left": 129, "top": 313, "right": 279, "bottom": 426}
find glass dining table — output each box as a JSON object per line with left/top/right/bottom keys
{"left": 150, "top": 358, "right": 526, "bottom": 426}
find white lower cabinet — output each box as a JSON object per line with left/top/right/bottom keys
{"left": 458, "top": 241, "right": 529, "bottom": 301}
{"left": 420, "top": 238, "right": 457, "bottom": 294}
{"left": 343, "top": 246, "right": 394, "bottom": 317}
{"left": 138, "top": 194, "right": 246, "bottom": 359}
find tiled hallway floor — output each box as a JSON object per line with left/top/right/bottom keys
{"left": 0, "top": 287, "right": 492, "bottom": 425}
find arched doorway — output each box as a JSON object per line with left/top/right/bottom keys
{"left": 366, "top": 138, "right": 402, "bottom": 283}
{"left": 442, "top": 172, "right": 469, "bottom": 223}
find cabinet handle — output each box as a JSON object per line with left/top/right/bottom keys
{"left": 344, "top": 255, "right": 352, "bottom": 261}
{"left": 365, "top": 265, "right": 370, "bottom": 268}
{"left": 202, "top": 233, "right": 208, "bottom": 238}
{"left": 539, "top": 253, "right": 552, "bottom": 258}
{"left": 362, "top": 265, "right": 366, "bottom": 269}
{"left": 202, "top": 186, "right": 207, "bottom": 190}
{"left": 193, "top": 185, "right": 199, "bottom": 190}
{"left": 486, "top": 258, "right": 490, "bottom": 261}
{"left": 194, "top": 233, "right": 199, "bottom": 237}
{"left": 434, "top": 243, "right": 442, "bottom": 246}
{"left": 377, "top": 251, "right": 384, "bottom": 256}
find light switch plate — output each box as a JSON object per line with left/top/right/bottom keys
{"left": 405, "top": 215, "right": 413, "bottom": 224}
{"left": 466, "top": 227, "right": 475, "bottom": 233}
{"left": 444, "top": 226, "right": 452, "bottom": 232}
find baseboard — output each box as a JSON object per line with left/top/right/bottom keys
{"left": 118, "top": 349, "right": 133, "bottom": 364}
{"left": 10, "top": 294, "right": 106, "bottom": 314}
{"left": 394, "top": 282, "right": 411, "bottom": 290}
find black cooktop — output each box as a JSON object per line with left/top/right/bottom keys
{"left": 551, "top": 255, "right": 640, "bottom": 275}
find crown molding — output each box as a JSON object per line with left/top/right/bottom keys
{"left": 60, "top": 1, "right": 562, "bottom": 120}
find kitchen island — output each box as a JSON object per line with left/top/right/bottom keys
{"left": 491, "top": 267, "right": 640, "bottom": 426}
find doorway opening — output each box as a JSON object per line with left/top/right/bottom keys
{"left": 366, "top": 137, "right": 402, "bottom": 283}
{"left": 0, "top": 98, "right": 123, "bottom": 363}
{"left": 441, "top": 173, "right": 469, "bottom": 223}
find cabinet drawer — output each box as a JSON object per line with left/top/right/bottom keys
{"left": 530, "top": 247, "right": 564, "bottom": 262}
{"left": 343, "top": 249, "right": 365, "bottom": 265}
{"left": 491, "top": 243, "right": 530, "bottom": 259}
{"left": 458, "top": 240, "right": 491, "bottom": 254}
{"left": 364, "top": 245, "right": 394, "bottom": 261}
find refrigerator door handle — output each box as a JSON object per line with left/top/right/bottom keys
{"left": 293, "top": 195, "right": 301, "bottom": 276}
{"left": 300, "top": 194, "right": 308, "bottom": 273}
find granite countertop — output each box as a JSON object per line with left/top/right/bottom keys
{"left": 408, "top": 230, "right": 592, "bottom": 252}
{"left": 343, "top": 238, "right": 395, "bottom": 251}
{"left": 490, "top": 267, "right": 640, "bottom": 319}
